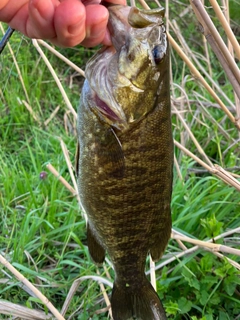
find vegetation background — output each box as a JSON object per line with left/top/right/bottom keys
{"left": 0, "top": 0, "right": 240, "bottom": 319}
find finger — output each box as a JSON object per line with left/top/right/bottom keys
{"left": 82, "top": 0, "right": 101, "bottom": 4}
{"left": 0, "top": 1, "right": 28, "bottom": 23}
{"left": 80, "top": 4, "right": 109, "bottom": 47}
{"left": 26, "top": 0, "right": 59, "bottom": 39}
{"left": 1, "top": 1, "right": 30, "bottom": 35}
{"left": 103, "top": 0, "right": 127, "bottom": 4}
{"left": 53, "top": 0, "right": 86, "bottom": 47}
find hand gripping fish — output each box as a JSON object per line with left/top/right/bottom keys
{"left": 76, "top": 4, "right": 173, "bottom": 320}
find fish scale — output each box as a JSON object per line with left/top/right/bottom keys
{"left": 77, "top": 4, "right": 173, "bottom": 320}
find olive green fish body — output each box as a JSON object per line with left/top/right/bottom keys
{"left": 77, "top": 5, "right": 173, "bottom": 320}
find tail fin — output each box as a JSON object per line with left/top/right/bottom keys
{"left": 111, "top": 277, "right": 167, "bottom": 320}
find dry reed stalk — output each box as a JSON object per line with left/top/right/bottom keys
{"left": 154, "top": 0, "right": 161, "bottom": 7}
{"left": 94, "top": 305, "right": 111, "bottom": 316}
{"left": 139, "top": 0, "right": 239, "bottom": 128}
{"left": 0, "top": 268, "right": 38, "bottom": 298}
{"left": 175, "top": 238, "right": 188, "bottom": 251}
{"left": 170, "top": 19, "right": 236, "bottom": 110}
{"left": 136, "top": 0, "right": 149, "bottom": 9}
{"left": 0, "top": 87, "right": 6, "bottom": 104}
{"left": 158, "top": 7, "right": 240, "bottom": 129}
{"left": 60, "top": 139, "right": 79, "bottom": 196}
{"left": 190, "top": 0, "right": 240, "bottom": 101}
{"left": 66, "top": 302, "right": 84, "bottom": 320}
{"left": 63, "top": 110, "right": 77, "bottom": 136}
{"left": 213, "top": 164, "right": 240, "bottom": 189}
{"left": 37, "top": 39, "right": 85, "bottom": 77}
{"left": 46, "top": 163, "right": 76, "bottom": 196}
{"left": 201, "top": 0, "right": 213, "bottom": 80}
{"left": 194, "top": 94, "right": 234, "bottom": 143}
{"left": 0, "top": 254, "right": 65, "bottom": 320}
{"left": 0, "top": 23, "right": 30, "bottom": 104}
{"left": 172, "top": 226, "right": 240, "bottom": 243}
{"left": 205, "top": 250, "right": 240, "bottom": 270}
{"left": 148, "top": 241, "right": 240, "bottom": 274}
{"left": 32, "top": 39, "right": 77, "bottom": 119}
{"left": 174, "top": 99, "right": 235, "bottom": 113}
{"left": 59, "top": 139, "right": 89, "bottom": 222}
{"left": 171, "top": 228, "right": 240, "bottom": 270}
{"left": 0, "top": 301, "right": 53, "bottom": 320}
{"left": 61, "top": 275, "right": 113, "bottom": 317}
{"left": 222, "top": 0, "right": 234, "bottom": 58}
{"left": 24, "top": 250, "right": 39, "bottom": 276}
{"left": 173, "top": 104, "right": 213, "bottom": 167}
{"left": 96, "top": 269, "right": 113, "bottom": 319}
{"left": 21, "top": 100, "right": 41, "bottom": 125}
{"left": 44, "top": 105, "right": 60, "bottom": 126}
{"left": 165, "top": 0, "right": 169, "bottom": 33}
{"left": 169, "top": 33, "right": 238, "bottom": 127}
{"left": 180, "top": 67, "right": 188, "bottom": 148}
{"left": 223, "top": 139, "right": 240, "bottom": 159}
{"left": 150, "top": 256, "right": 157, "bottom": 291}
{"left": 208, "top": 0, "right": 240, "bottom": 61}
{"left": 104, "top": 265, "right": 112, "bottom": 281}
{"left": 174, "top": 154, "right": 183, "bottom": 182}
{"left": 172, "top": 234, "right": 240, "bottom": 256}
{"left": 148, "top": 227, "right": 240, "bottom": 274}
{"left": 174, "top": 139, "right": 240, "bottom": 191}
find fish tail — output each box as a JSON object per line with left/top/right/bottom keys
{"left": 111, "top": 276, "right": 167, "bottom": 320}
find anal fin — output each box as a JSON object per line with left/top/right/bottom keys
{"left": 150, "top": 216, "right": 171, "bottom": 262}
{"left": 87, "top": 223, "right": 105, "bottom": 265}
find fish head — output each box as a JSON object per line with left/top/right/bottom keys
{"left": 85, "top": 5, "right": 169, "bottom": 130}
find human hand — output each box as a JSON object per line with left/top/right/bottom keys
{"left": 0, "top": 0, "right": 126, "bottom": 47}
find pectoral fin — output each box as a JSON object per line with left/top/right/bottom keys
{"left": 150, "top": 215, "right": 171, "bottom": 261}
{"left": 87, "top": 223, "right": 105, "bottom": 265}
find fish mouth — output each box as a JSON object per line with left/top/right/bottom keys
{"left": 87, "top": 5, "right": 132, "bottom": 129}
{"left": 85, "top": 43, "right": 128, "bottom": 130}
{"left": 86, "top": 5, "right": 131, "bottom": 128}
{"left": 85, "top": 5, "right": 166, "bottom": 130}
{"left": 87, "top": 6, "right": 144, "bottom": 130}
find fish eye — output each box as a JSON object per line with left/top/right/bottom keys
{"left": 152, "top": 45, "right": 165, "bottom": 64}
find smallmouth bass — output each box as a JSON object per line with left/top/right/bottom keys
{"left": 76, "top": 4, "right": 173, "bottom": 320}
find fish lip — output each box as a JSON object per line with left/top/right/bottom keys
{"left": 107, "top": 5, "right": 131, "bottom": 51}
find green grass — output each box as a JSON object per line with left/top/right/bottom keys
{"left": 1, "top": 1, "right": 240, "bottom": 319}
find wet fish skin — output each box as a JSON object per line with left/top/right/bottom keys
{"left": 77, "top": 5, "right": 173, "bottom": 320}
